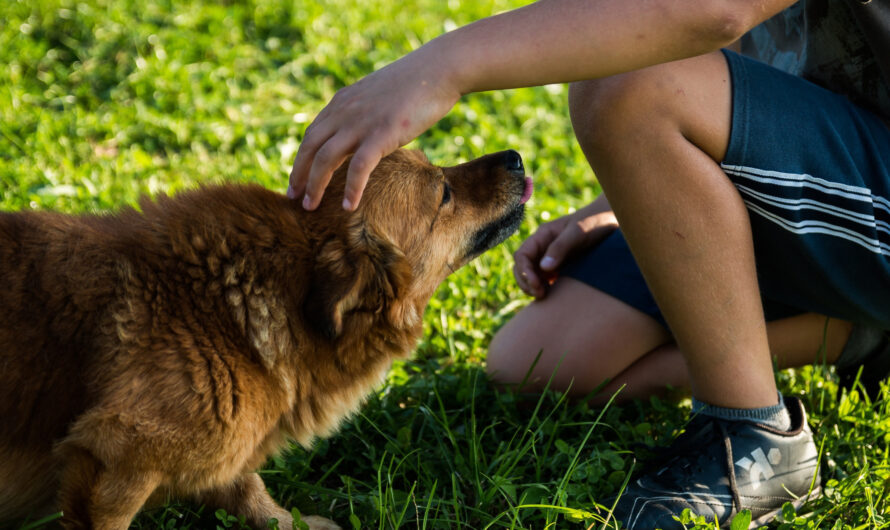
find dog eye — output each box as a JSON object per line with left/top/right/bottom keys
{"left": 441, "top": 183, "right": 452, "bottom": 205}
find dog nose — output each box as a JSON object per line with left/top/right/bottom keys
{"left": 504, "top": 150, "right": 524, "bottom": 172}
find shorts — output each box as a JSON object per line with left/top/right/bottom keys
{"left": 561, "top": 50, "right": 890, "bottom": 332}
{"left": 560, "top": 229, "right": 804, "bottom": 330}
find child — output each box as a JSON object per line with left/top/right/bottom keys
{"left": 290, "top": 1, "right": 890, "bottom": 526}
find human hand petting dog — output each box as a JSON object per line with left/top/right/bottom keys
{"left": 288, "top": 51, "right": 460, "bottom": 211}
{"left": 289, "top": 0, "right": 745, "bottom": 211}
{"left": 513, "top": 197, "right": 617, "bottom": 299}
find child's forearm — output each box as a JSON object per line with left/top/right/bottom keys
{"left": 290, "top": 0, "right": 795, "bottom": 210}
{"left": 417, "top": 0, "right": 793, "bottom": 95}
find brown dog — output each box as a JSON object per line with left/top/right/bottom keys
{"left": 0, "top": 149, "right": 532, "bottom": 529}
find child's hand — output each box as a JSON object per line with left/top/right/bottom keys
{"left": 289, "top": 50, "right": 461, "bottom": 211}
{"left": 513, "top": 206, "right": 618, "bottom": 298}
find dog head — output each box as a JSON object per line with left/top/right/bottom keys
{"left": 303, "top": 149, "right": 532, "bottom": 340}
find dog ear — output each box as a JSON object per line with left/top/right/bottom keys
{"left": 303, "top": 229, "right": 412, "bottom": 340}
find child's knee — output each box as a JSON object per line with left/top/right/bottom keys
{"left": 486, "top": 325, "right": 524, "bottom": 385}
{"left": 569, "top": 52, "right": 732, "bottom": 164}
{"left": 568, "top": 70, "right": 668, "bottom": 156}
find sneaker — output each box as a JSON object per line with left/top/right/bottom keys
{"left": 610, "top": 396, "right": 820, "bottom": 529}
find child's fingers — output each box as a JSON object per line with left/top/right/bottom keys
{"left": 539, "top": 221, "right": 584, "bottom": 271}
{"left": 515, "top": 221, "right": 562, "bottom": 261}
{"left": 302, "top": 133, "right": 357, "bottom": 210}
{"left": 342, "top": 137, "right": 395, "bottom": 211}
{"left": 513, "top": 257, "right": 544, "bottom": 297}
{"left": 513, "top": 240, "right": 550, "bottom": 297}
{"left": 539, "top": 213, "right": 620, "bottom": 271}
{"left": 289, "top": 119, "right": 334, "bottom": 202}
{"left": 512, "top": 221, "right": 570, "bottom": 297}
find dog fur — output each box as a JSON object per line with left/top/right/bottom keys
{"left": 0, "top": 149, "right": 529, "bottom": 529}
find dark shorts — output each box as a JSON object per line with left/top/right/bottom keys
{"left": 561, "top": 50, "right": 890, "bottom": 331}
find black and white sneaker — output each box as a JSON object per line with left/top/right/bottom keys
{"left": 611, "top": 396, "right": 820, "bottom": 529}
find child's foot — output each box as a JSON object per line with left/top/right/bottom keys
{"left": 611, "top": 397, "right": 820, "bottom": 529}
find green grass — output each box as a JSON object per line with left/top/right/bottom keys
{"left": 3, "top": 1, "right": 890, "bottom": 528}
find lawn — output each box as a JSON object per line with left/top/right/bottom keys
{"left": 3, "top": 0, "right": 890, "bottom": 528}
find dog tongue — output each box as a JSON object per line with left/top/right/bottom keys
{"left": 520, "top": 177, "right": 534, "bottom": 205}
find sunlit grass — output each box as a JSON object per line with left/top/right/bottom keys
{"left": 4, "top": 1, "right": 890, "bottom": 528}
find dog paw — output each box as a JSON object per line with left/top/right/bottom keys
{"left": 300, "top": 515, "right": 343, "bottom": 530}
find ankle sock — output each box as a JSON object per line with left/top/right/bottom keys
{"left": 692, "top": 391, "right": 791, "bottom": 431}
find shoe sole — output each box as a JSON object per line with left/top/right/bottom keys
{"left": 747, "top": 486, "right": 822, "bottom": 529}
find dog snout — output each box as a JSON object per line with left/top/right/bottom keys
{"left": 503, "top": 150, "right": 524, "bottom": 173}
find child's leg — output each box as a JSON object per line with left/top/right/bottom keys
{"left": 487, "top": 275, "right": 674, "bottom": 398}
{"left": 488, "top": 274, "right": 853, "bottom": 403}
{"left": 564, "top": 45, "right": 889, "bottom": 526}
{"left": 569, "top": 50, "right": 778, "bottom": 409}
{"left": 591, "top": 311, "right": 854, "bottom": 403}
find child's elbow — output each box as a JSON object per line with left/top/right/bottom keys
{"left": 687, "top": 0, "right": 784, "bottom": 49}
{"left": 710, "top": 12, "right": 749, "bottom": 45}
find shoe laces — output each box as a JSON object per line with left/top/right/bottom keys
{"left": 634, "top": 416, "right": 743, "bottom": 513}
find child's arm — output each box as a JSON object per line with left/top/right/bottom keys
{"left": 290, "top": 0, "right": 796, "bottom": 211}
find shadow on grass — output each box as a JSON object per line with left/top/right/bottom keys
{"left": 18, "top": 358, "right": 889, "bottom": 529}
{"left": 214, "top": 357, "right": 689, "bottom": 530}
{"left": 110, "top": 356, "right": 679, "bottom": 529}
